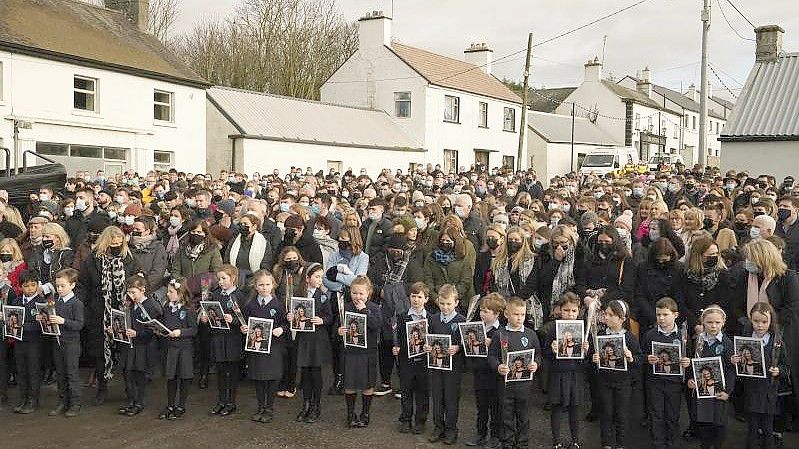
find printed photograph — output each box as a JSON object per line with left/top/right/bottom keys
{"left": 2, "top": 305, "right": 25, "bottom": 341}
{"left": 506, "top": 349, "right": 535, "bottom": 382}
{"left": 245, "top": 317, "right": 274, "bottom": 354}
{"left": 426, "top": 334, "right": 452, "bottom": 371}
{"left": 692, "top": 356, "right": 726, "bottom": 399}
{"left": 405, "top": 319, "right": 428, "bottom": 359}
{"left": 35, "top": 302, "right": 60, "bottom": 336}
{"left": 556, "top": 320, "right": 585, "bottom": 359}
{"left": 110, "top": 308, "right": 131, "bottom": 344}
{"left": 459, "top": 321, "right": 488, "bottom": 358}
{"left": 290, "top": 297, "right": 315, "bottom": 332}
{"left": 652, "top": 341, "right": 683, "bottom": 376}
{"left": 597, "top": 334, "right": 627, "bottom": 371}
{"left": 136, "top": 318, "right": 172, "bottom": 337}
{"left": 344, "top": 311, "right": 367, "bottom": 349}
{"left": 734, "top": 336, "right": 767, "bottom": 379}
{"left": 200, "top": 300, "right": 229, "bottom": 330}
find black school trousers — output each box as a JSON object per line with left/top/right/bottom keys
{"left": 15, "top": 340, "right": 42, "bottom": 404}
{"left": 398, "top": 359, "right": 429, "bottom": 424}
{"left": 648, "top": 380, "right": 682, "bottom": 449}
{"left": 53, "top": 340, "right": 81, "bottom": 407}
{"left": 475, "top": 384, "right": 501, "bottom": 438}
{"left": 430, "top": 370, "right": 461, "bottom": 433}
{"left": 598, "top": 379, "right": 631, "bottom": 448}
{"left": 502, "top": 387, "right": 531, "bottom": 448}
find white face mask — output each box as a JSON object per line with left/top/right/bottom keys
{"left": 75, "top": 198, "right": 87, "bottom": 211}
{"left": 277, "top": 222, "right": 286, "bottom": 231}
{"left": 616, "top": 228, "right": 630, "bottom": 238}
{"left": 312, "top": 229, "right": 325, "bottom": 239}
{"left": 186, "top": 198, "right": 197, "bottom": 208}
{"left": 750, "top": 227, "right": 761, "bottom": 239}
{"left": 454, "top": 206, "right": 466, "bottom": 218}
{"left": 38, "top": 193, "right": 50, "bottom": 202}
{"left": 115, "top": 195, "right": 125, "bottom": 204}
{"left": 108, "top": 210, "right": 117, "bottom": 220}
{"left": 124, "top": 215, "right": 135, "bottom": 226}
{"left": 63, "top": 207, "right": 74, "bottom": 218}
{"left": 414, "top": 217, "right": 427, "bottom": 231}
{"left": 169, "top": 216, "right": 182, "bottom": 227}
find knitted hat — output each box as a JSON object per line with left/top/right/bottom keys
{"left": 163, "top": 191, "right": 178, "bottom": 202}
{"left": 39, "top": 200, "right": 59, "bottom": 217}
{"left": 124, "top": 203, "right": 143, "bottom": 217}
{"left": 284, "top": 214, "right": 305, "bottom": 229}
{"left": 613, "top": 210, "right": 634, "bottom": 231}
{"left": 87, "top": 215, "right": 112, "bottom": 233}
{"left": 386, "top": 233, "right": 408, "bottom": 250}
{"left": 580, "top": 211, "right": 599, "bottom": 227}
{"left": 215, "top": 199, "right": 235, "bottom": 217}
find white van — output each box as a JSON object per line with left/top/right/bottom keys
{"left": 647, "top": 154, "right": 684, "bottom": 172}
{"left": 578, "top": 147, "right": 642, "bottom": 177}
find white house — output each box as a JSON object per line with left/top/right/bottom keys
{"left": 526, "top": 111, "right": 621, "bottom": 185}
{"left": 720, "top": 25, "right": 799, "bottom": 182}
{"left": 321, "top": 11, "right": 523, "bottom": 173}
{"left": 0, "top": 0, "right": 209, "bottom": 176}
{"left": 206, "top": 86, "right": 424, "bottom": 177}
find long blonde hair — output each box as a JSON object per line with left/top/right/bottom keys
{"left": 684, "top": 208, "right": 705, "bottom": 232}
{"left": 95, "top": 226, "right": 130, "bottom": 258}
{"left": 687, "top": 236, "right": 726, "bottom": 274}
{"left": 41, "top": 223, "right": 71, "bottom": 249}
{"left": 742, "top": 239, "right": 787, "bottom": 279}
{"left": 491, "top": 226, "right": 534, "bottom": 274}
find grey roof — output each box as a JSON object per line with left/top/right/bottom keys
{"left": 528, "top": 87, "right": 577, "bottom": 113}
{"left": 527, "top": 111, "right": 622, "bottom": 146}
{"left": 721, "top": 52, "right": 799, "bottom": 140}
{"left": 617, "top": 76, "right": 727, "bottom": 119}
{"left": 0, "top": 0, "right": 206, "bottom": 87}
{"left": 602, "top": 81, "right": 682, "bottom": 116}
{"left": 207, "top": 87, "right": 424, "bottom": 151}
{"left": 711, "top": 96, "right": 735, "bottom": 111}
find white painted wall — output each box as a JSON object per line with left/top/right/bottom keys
{"left": 721, "top": 141, "right": 799, "bottom": 183}
{"left": 0, "top": 51, "right": 206, "bottom": 175}
{"left": 527, "top": 132, "right": 615, "bottom": 187}
{"left": 238, "top": 138, "right": 427, "bottom": 178}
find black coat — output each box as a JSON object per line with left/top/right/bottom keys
{"left": 674, "top": 268, "right": 733, "bottom": 333}
{"left": 575, "top": 255, "right": 635, "bottom": 304}
{"left": 633, "top": 261, "right": 683, "bottom": 331}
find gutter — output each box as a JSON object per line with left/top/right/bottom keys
{"left": 228, "top": 134, "right": 427, "bottom": 153}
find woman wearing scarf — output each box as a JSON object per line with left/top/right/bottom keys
{"left": 28, "top": 223, "right": 75, "bottom": 296}
{"left": 161, "top": 206, "right": 191, "bottom": 269}
{"left": 490, "top": 226, "right": 537, "bottom": 301}
{"left": 574, "top": 226, "right": 635, "bottom": 306}
{"left": 129, "top": 216, "right": 168, "bottom": 292}
{"left": 423, "top": 225, "right": 475, "bottom": 304}
{"left": 79, "top": 226, "right": 142, "bottom": 405}
{"left": 224, "top": 213, "right": 273, "bottom": 283}
{"left": 0, "top": 238, "right": 27, "bottom": 295}
{"left": 674, "top": 236, "right": 731, "bottom": 335}
{"left": 537, "top": 225, "right": 579, "bottom": 319}
{"left": 473, "top": 224, "right": 506, "bottom": 298}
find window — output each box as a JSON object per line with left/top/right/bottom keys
{"left": 326, "top": 160, "right": 343, "bottom": 174}
{"left": 444, "top": 95, "right": 460, "bottom": 123}
{"left": 74, "top": 76, "right": 97, "bottom": 112}
{"left": 478, "top": 102, "right": 488, "bottom": 128}
{"left": 502, "top": 155, "right": 515, "bottom": 170}
{"left": 104, "top": 148, "right": 127, "bottom": 161}
{"left": 673, "top": 124, "right": 679, "bottom": 139}
{"left": 154, "top": 151, "right": 174, "bottom": 170}
{"left": 394, "top": 92, "right": 411, "bottom": 118}
{"left": 443, "top": 149, "right": 458, "bottom": 173}
{"left": 0, "top": 61, "right": 4, "bottom": 101}
{"left": 154, "top": 90, "right": 174, "bottom": 122}
{"left": 684, "top": 115, "right": 689, "bottom": 127}
{"left": 692, "top": 115, "right": 696, "bottom": 130}
{"left": 635, "top": 113, "right": 641, "bottom": 131}
{"left": 474, "top": 150, "right": 490, "bottom": 168}
{"left": 70, "top": 145, "right": 102, "bottom": 158}
{"left": 36, "top": 142, "right": 68, "bottom": 156}
{"left": 647, "top": 117, "right": 653, "bottom": 132}
{"left": 503, "top": 107, "right": 516, "bottom": 132}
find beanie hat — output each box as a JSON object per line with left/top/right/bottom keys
{"left": 580, "top": 211, "right": 599, "bottom": 227}
{"left": 284, "top": 214, "right": 305, "bottom": 229}
{"left": 216, "top": 199, "right": 235, "bottom": 217}
{"left": 613, "top": 210, "right": 634, "bottom": 230}
{"left": 386, "top": 233, "right": 408, "bottom": 250}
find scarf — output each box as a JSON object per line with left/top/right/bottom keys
{"left": 383, "top": 250, "right": 410, "bottom": 285}
{"left": 185, "top": 241, "right": 205, "bottom": 261}
{"left": 130, "top": 234, "right": 156, "bottom": 252}
{"left": 432, "top": 249, "right": 456, "bottom": 266}
{"left": 165, "top": 225, "right": 181, "bottom": 257}
{"left": 493, "top": 254, "right": 535, "bottom": 296}
{"left": 30, "top": 234, "right": 42, "bottom": 247}
{"left": 228, "top": 232, "right": 267, "bottom": 272}
{"left": 100, "top": 254, "right": 126, "bottom": 380}
{"left": 686, "top": 267, "right": 720, "bottom": 292}
{"left": 746, "top": 273, "right": 771, "bottom": 318}
{"left": 551, "top": 247, "right": 576, "bottom": 307}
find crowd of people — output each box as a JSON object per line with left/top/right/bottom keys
{"left": 0, "top": 162, "right": 798, "bottom": 449}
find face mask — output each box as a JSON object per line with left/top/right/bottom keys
{"left": 703, "top": 218, "right": 714, "bottom": 229}
{"left": 439, "top": 241, "right": 454, "bottom": 251}
{"left": 188, "top": 233, "right": 204, "bottom": 246}
{"left": 124, "top": 216, "right": 135, "bottom": 226}
{"left": 39, "top": 193, "right": 50, "bottom": 202}
{"left": 368, "top": 212, "right": 380, "bottom": 221}
{"left": 744, "top": 260, "right": 760, "bottom": 274}
{"left": 593, "top": 192, "right": 603, "bottom": 199}
{"left": 751, "top": 197, "right": 760, "bottom": 205}
{"left": 656, "top": 259, "right": 671, "bottom": 269}
{"left": 703, "top": 256, "right": 718, "bottom": 269}
{"left": 646, "top": 195, "right": 657, "bottom": 201}
{"left": 753, "top": 211, "right": 765, "bottom": 218}
{"left": 548, "top": 203, "right": 560, "bottom": 211}
{"left": 42, "top": 239, "right": 55, "bottom": 249}
{"left": 616, "top": 228, "right": 629, "bottom": 239}
{"left": 506, "top": 189, "right": 517, "bottom": 198}
{"left": 632, "top": 187, "right": 643, "bottom": 198}
{"left": 414, "top": 217, "right": 427, "bottom": 231}
{"left": 130, "top": 230, "right": 143, "bottom": 237}
{"left": 284, "top": 260, "right": 299, "bottom": 272}
{"left": 186, "top": 198, "right": 196, "bottom": 208}
{"left": 63, "top": 207, "right": 74, "bottom": 218}
{"left": 213, "top": 211, "right": 225, "bottom": 222}
{"left": 533, "top": 239, "right": 546, "bottom": 250}
{"left": 667, "top": 184, "right": 678, "bottom": 193}
{"left": 454, "top": 206, "right": 466, "bottom": 218}
{"left": 75, "top": 198, "right": 87, "bottom": 211}
{"left": 612, "top": 197, "right": 622, "bottom": 206}
{"left": 725, "top": 183, "right": 736, "bottom": 190}
{"left": 169, "top": 217, "right": 182, "bottom": 228}
{"left": 309, "top": 204, "right": 321, "bottom": 215}
{"left": 562, "top": 203, "right": 571, "bottom": 213}
{"left": 551, "top": 218, "right": 561, "bottom": 227}
{"left": 108, "top": 245, "right": 122, "bottom": 256}
{"left": 750, "top": 227, "right": 761, "bottom": 239}
{"left": 116, "top": 214, "right": 126, "bottom": 224}
{"left": 476, "top": 187, "right": 485, "bottom": 195}
{"left": 115, "top": 195, "right": 125, "bottom": 204}
{"left": 339, "top": 241, "right": 351, "bottom": 251}
{"left": 507, "top": 241, "right": 522, "bottom": 254}
{"left": 0, "top": 254, "right": 11, "bottom": 263}
{"left": 734, "top": 221, "right": 748, "bottom": 230}
{"left": 312, "top": 229, "right": 325, "bottom": 239}
{"left": 486, "top": 238, "right": 500, "bottom": 250}
{"left": 277, "top": 222, "right": 286, "bottom": 231}
{"left": 597, "top": 243, "right": 612, "bottom": 257}
{"left": 778, "top": 208, "right": 792, "bottom": 222}
{"left": 279, "top": 203, "right": 290, "bottom": 213}
{"left": 239, "top": 225, "right": 250, "bottom": 235}
{"left": 649, "top": 229, "right": 661, "bottom": 241}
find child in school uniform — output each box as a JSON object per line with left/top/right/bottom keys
{"left": 337, "top": 275, "right": 382, "bottom": 428}
{"left": 546, "top": 293, "right": 590, "bottom": 449}
{"left": 425, "top": 284, "right": 466, "bottom": 445}
{"left": 641, "top": 297, "right": 691, "bottom": 449}
{"left": 9, "top": 270, "right": 42, "bottom": 414}
{"left": 240, "top": 269, "right": 288, "bottom": 424}
{"left": 732, "top": 302, "right": 783, "bottom": 449}
{"left": 489, "top": 296, "right": 542, "bottom": 449}
{"left": 293, "top": 263, "right": 332, "bottom": 424}
{"left": 589, "top": 299, "right": 641, "bottom": 449}
{"left": 159, "top": 278, "right": 197, "bottom": 420}
{"left": 204, "top": 264, "right": 247, "bottom": 416}
{"left": 116, "top": 275, "right": 163, "bottom": 417}
{"left": 393, "top": 282, "right": 432, "bottom": 435}
{"left": 47, "top": 268, "right": 85, "bottom": 417}
{"left": 0, "top": 265, "right": 18, "bottom": 410}
{"left": 465, "top": 293, "right": 505, "bottom": 448}
{"left": 686, "top": 305, "right": 735, "bottom": 449}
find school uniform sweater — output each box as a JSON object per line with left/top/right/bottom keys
{"left": 428, "top": 312, "right": 466, "bottom": 373}
{"left": 641, "top": 326, "right": 686, "bottom": 385}
{"left": 54, "top": 292, "right": 84, "bottom": 342}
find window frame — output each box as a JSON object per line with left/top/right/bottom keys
{"left": 503, "top": 107, "right": 516, "bottom": 132}
{"left": 154, "top": 150, "right": 174, "bottom": 170}
{"left": 74, "top": 75, "right": 98, "bottom": 112}
{"left": 154, "top": 89, "right": 175, "bottom": 123}
{"left": 444, "top": 95, "right": 460, "bottom": 123}
{"left": 394, "top": 92, "right": 411, "bottom": 118}
{"left": 478, "top": 102, "right": 488, "bottom": 128}
{"left": 443, "top": 149, "right": 458, "bottom": 173}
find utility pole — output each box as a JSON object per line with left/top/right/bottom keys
{"left": 699, "top": 0, "right": 711, "bottom": 167}
{"left": 517, "top": 32, "right": 533, "bottom": 172}
{"left": 570, "top": 103, "right": 576, "bottom": 172}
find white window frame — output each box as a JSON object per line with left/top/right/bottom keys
{"left": 478, "top": 102, "right": 488, "bottom": 128}
{"left": 394, "top": 92, "right": 411, "bottom": 118}
{"left": 443, "top": 149, "right": 458, "bottom": 173}
{"left": 74, "top": 75, "right": 98, "bottom": 112}
{"left": 154, "top": 151, "right": 174, "bottom": 170}
{"left": 503, "top": 107, "right": 516, "bottom": 132}
{"left": 154, "top": 89, "right": 175, "bottom": 123}
{"left": 0, "top": 61, "right": 4, "bottom": 102}
{"left": 444, "top": 95, "right": 460, "bottom": 123}
{"left": 635, "top": 113, "right": 641, "bottom": 131}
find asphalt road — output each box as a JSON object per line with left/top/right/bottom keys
{"left": 3, "top": 368, "right": 796, "bottom": 449}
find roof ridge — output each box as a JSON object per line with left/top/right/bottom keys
{"left": 210, "top": 86, "right": 388, "bottom": 114}
{"left": 391, "top": 41, "right": 481, "bottom": 77}
{"left": 67, "top": 0, "right": 122, "bottom": 15}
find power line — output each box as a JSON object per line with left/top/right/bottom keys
{"left": 708, "top": 64, "right": 739, "bottom": 99}
{"left": 708, "top": 62, "right": 744, "bottom": 86}
{"left": 715, "top": 0, "right": 755, "bottom": 42}
{"left": 725, "top": 0, "right": 755, "bottom": 28}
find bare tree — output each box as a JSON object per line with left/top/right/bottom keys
{"left": 149, "top": 0, "right": 181, "bottom": 45}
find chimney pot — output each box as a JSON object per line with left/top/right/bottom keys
{"left": 755, "top": 25, "right": 785, "bottom": 63}
{"left": 583, "top": 56, "right": 602, "bottom": 82}
{"left": 464, "top": 42, "right": 493, "bottom": 74}
{"left": 358, "top": 11, "right": 392, "bottom": 50}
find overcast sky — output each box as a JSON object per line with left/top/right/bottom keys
{"left": 175, "top": 0, "right": 798, "bottom": 99}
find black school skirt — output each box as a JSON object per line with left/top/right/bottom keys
{"left": 548, "top": 370, "right": 583, "bottom": 406}
{"left": 344, "top": 352, "right": 378, "bottom": 391}
{"left": 164, "top": 342, "right": 194, "bottom": 379}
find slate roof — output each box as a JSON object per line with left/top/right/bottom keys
{"left": 528, "top": 87, "right": 577, "bottom": 113}
{"left": 0, "top": 0, "right": 206, "bottom": 87}
{"left": 527, "top": 111, "right": 622, "bottom": 146}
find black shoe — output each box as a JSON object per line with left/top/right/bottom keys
{"left": 543, "top": 401, "right": 552, "bottom": 411}
{"left": 8, "top": 374, "right": 17, "bottom": 386}
{"left": 173, "top": 406, "right": 185, "bottom": 418}
{"left": 585, "top": 412, "right": 597, "bottom": 422}
{"left": 443, "top": 432, "right": 458, "bottom": 445}
{"left": 19, "top": 399, "right": 36, "bottom": 415}
{"left": 304, "top": 402, "right": 320, "bottom": 424}
{"left": 48, "top": 403, "right": 67, "bottom": 416}
{"left": 125, "top": 404, "right": 143, "bottom": 416}
{"left": 43, "top": 371, "right": 55, "bottom": 385}
{"left": 259, "top": 408, "right": 273, "bottom": 423}
{"left": 399, "top": 421, "right": 412, "bottom": 433}
{"left": 118, "top": 403, "right": 134, "bottom": 415}
{"left": 95, "top": 390, "right": 107, "bottom": 406}
{"left": 328, "top": 373, "right": 344, "bottom": 396}
{"left": 413, "top": 422, "right": 425, "bottom": 435}
{"left": 219, "top": 403, "right": 236, "bottom": 416}
{"left": 198, "top": 375, "right": 208, "bottom": 390}
{"left": 209, "top": 403, "right": 225, "bottom": 415}
{"left": 373, "top": 383, "right": 392, "bottom": 396}
{"left": 347, "top": 412, "right": 360, "bottom": 428}
{"left": 296, "top": 399, "right": 311, "bottom": 422}
{"left": 13, "top": 400, "right": 26, "bottom": 414}
{"left": 569, "top": 441, "right": 582, "bottom": 449}
{"left": 159, "top": 407, "right": 174, "bottom": 420}
{"left": 734, "top": 413, "right": 746, "bottom": 422}
{"left": 251, "top": 407, "right": 264, "bottom": 422}
{"left": 64, "top": 405, "right": 81, "bottom": 418}
{"left": 465, "top": 433, "right": 487, "bottom": 446}
{"left": 429, "top": 428, "right": 445, "bottom": 443}
{"left": 484, "top": 437, "right": 501, "bottom": 449}
{"left": 357, "top": 412, "right": 370, "bottom": 427}
{"left": 682, "top": 429, "right": 696, "bottom": 440}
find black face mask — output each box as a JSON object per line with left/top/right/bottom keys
{"left": 196, "top": 208, "right": 210, "bottom": 219}
{"left": 284, "top": 228, "right": 297, "bottom": 241}
{"left": 130, "top": 231, "right": 143, "bottom": 237}
{"left": 518, "top": 202, "right": 529, "bottom": 208}
{"left": 439, "top": 241, "right": 454, "bottom": 251}
{"left": 188, "top": 233, "right": 204, "bottom": 246}
{"left": 753, "top": 211, "right": 765, "bottom": 218}
{"left": 734, "top": 221, "right": 748, "bottom": 230}
{"left": 212, "top": 195, "right": 223, "bottom": 203}
{"left": 213, "top": 211, "right": 225, "bottom": 222}
{"left": 486, "top": 238, "right": 500, "bottom": 250}
{"left": 597, "top": 243, "right": 613, "bottom": 257}
{"left": 655, "top": 259, "right": 671, "bottom": 270}
{"left": 339, "top": 241, "right": 351, "bottom": 251}
{"left": 0, "top": 254, "right": 12, "bottom": 263}
{"left": 284, "top": 260, "right": 299, "bottom": 272}
{"left": 507, "top": 241, "right": 522, "bottom": 254}
{"left": 442, "top": 207, "right": 451, "bottom": 215}
{"left": 239, "top": 225, "right": 250, "bottom": 235}
{"left": 42, "top": 239, "right": 55, "bottom": 249}
{"left": 108, "top": 245, "right": 122, "bottom": 256}
{"left": 703, "top": 256, "right": 718, "bottom": 269}
{"left": 703, "top": 218, "right": 714, "bottom": 229}
{"left": 88, "top": 233, "right": 99, "bottom": 244}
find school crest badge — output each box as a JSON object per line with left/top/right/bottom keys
{"left": 672, "top": 339, "right": 681, "bottom": 346}
{"left": 321, "top": 294, "right": 328, "bottom": 304}
{"left": 180, "top": 310, "right": 186, "bottom": 321}
{"left": 451, "top": 323, "right": 458, "bottom": 332}
{"left": 521, "top": 336, "right": 529, "bottom": 348}
{"left": 227, "top": 299, "right": 234, "bottom": 309}
{"left": 715, "top": 345, "right": 723, "bottom": 355}
{"left": 270, "top": 309, "right": 276, "bottom": 317}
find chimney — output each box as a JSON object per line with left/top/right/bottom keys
{"left": 706, "top": 80, "right": 713, "bottom": 99}
{"left": 583, "top": 56, "right": 602, "bottom": 82}
{"left": 105, "top": 0, "right": 149, "bottom": 33}
{"left": 687, "top": 83, "right": 698, "bottom": 102}
{"left": 636, "top": 66, "right": 652, "bottom": 98}
{"left": 358, "top": 11, "right": 392, "bottom": 51}
{"left": 755, "top": 25, "right": 784, "bottom": 62}
{"left": 464, "top": 43, "right": 493, "bottom": 74}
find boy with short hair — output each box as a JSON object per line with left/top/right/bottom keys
{"left": 466, "top": 293, "right": 505, "bottom": 448}
{"left": 47, "top": 268, "right": 84, "bottom": 417}
{"left": 488, "top": 297, "right": 541, "bottom": 449}
{"left": 641, "top": 297, "right": 690, "bottom": 449}
{"left": 393, "top": 282, "right": 431, "bottom": 434}
{"left": 9, "top": 270, "right": 43, "bottom": 414}
{"left": 427, "top": 284, "right": 466, "bottom": 445}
